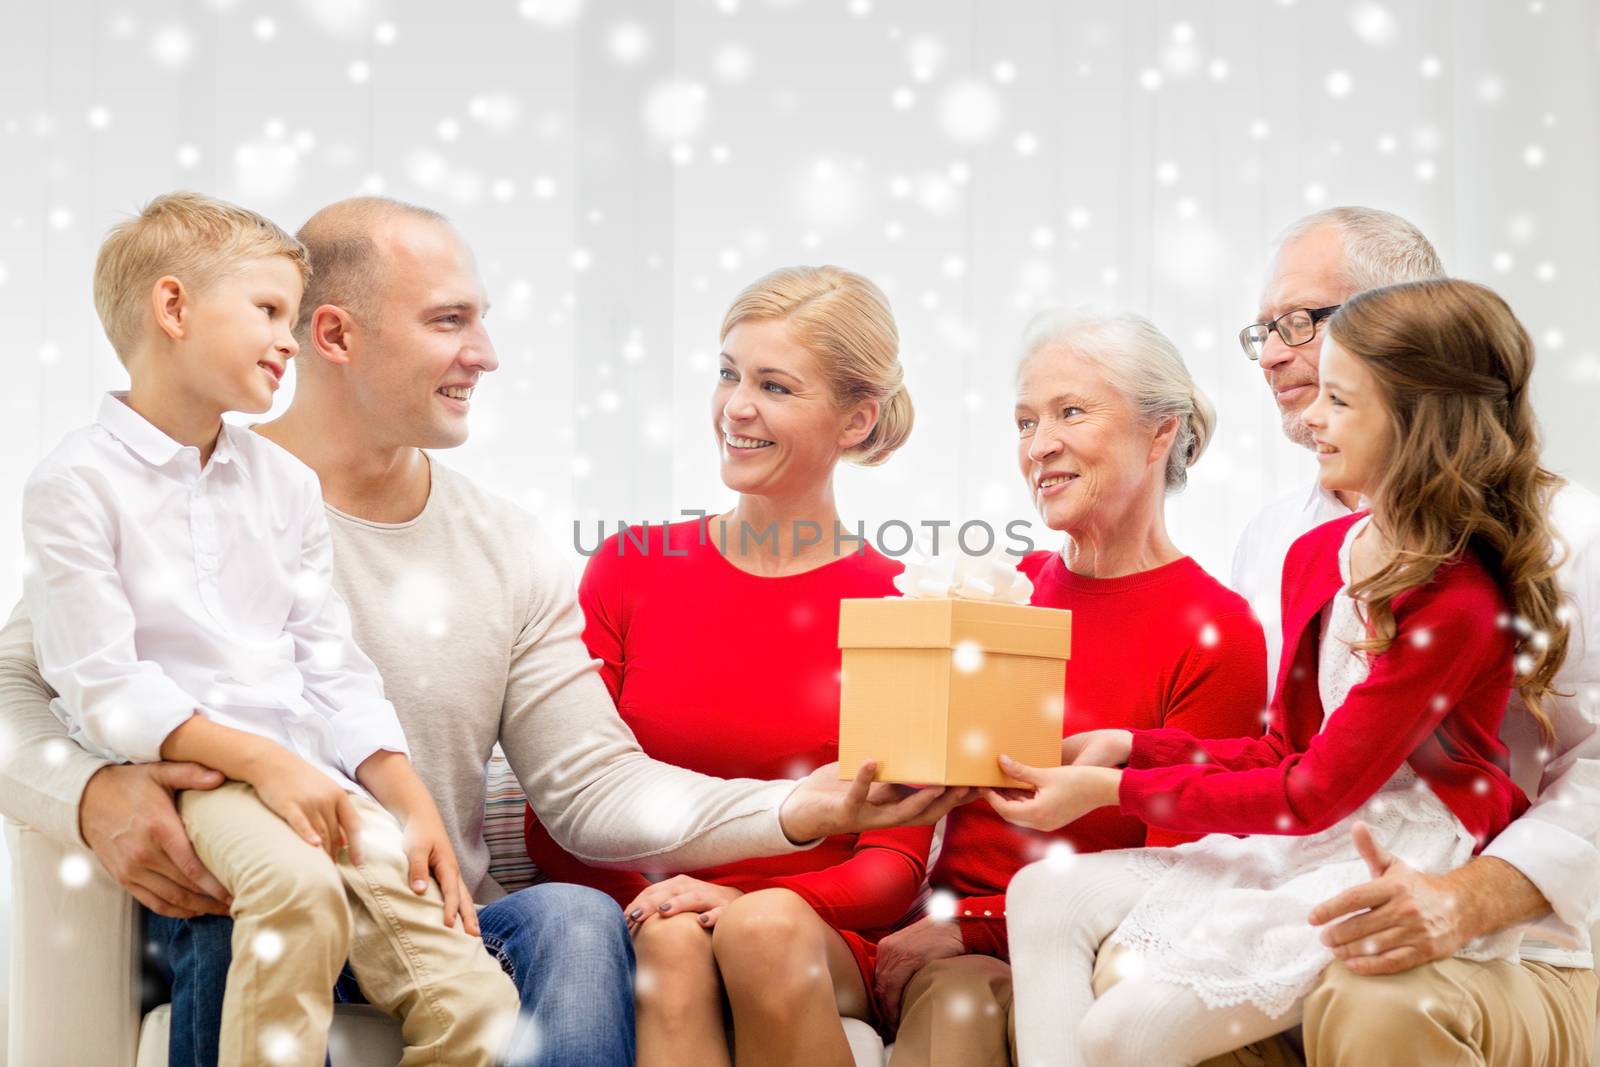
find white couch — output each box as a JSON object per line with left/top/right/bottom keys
{"left": 4, "top": 755, "right": 892, "bottom": 1067}
{"left": 13, "top": 758, "right": 1590, "bottom": 1067}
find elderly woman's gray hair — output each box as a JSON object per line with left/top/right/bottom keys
{"left": 1017, "top": 309, "right": 1216, "bottom": 492}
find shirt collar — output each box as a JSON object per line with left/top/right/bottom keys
{"left": 95, "top": 392, "right": 246, "bottom": 475}
{"left": 210, "top": 422, "right": 249, "bottom": 475}
{"left": 97, "top": 392, "right": 189, "bottom": 468}
{"left": 1303, "top": 477, "right": 1357, "bottom": 519}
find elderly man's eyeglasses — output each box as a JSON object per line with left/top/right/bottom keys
{"left": 1238, "top": 305, "right": 1341, "bottom": 361}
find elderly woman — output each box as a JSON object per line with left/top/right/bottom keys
{"left": 874, "top": 310, "right": 1270, "bottom": 1067}
{"left": 524, "top": 265, "right": 941, "bottom": 1067}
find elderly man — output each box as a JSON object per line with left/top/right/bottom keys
{"left": 0, "top": 196, "right": 960, "bottom": 1067}
{"left": 1230, "top": 206, "right": 1600, "bottom": 1065}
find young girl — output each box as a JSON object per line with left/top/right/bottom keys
{"left": 987, "top": 278, "right": 1569, "bottom": 1067}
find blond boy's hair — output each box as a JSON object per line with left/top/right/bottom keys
{"left": 92, "top": 191, "right": 311, "bottom": 362}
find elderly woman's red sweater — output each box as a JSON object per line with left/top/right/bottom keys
{"left": 936, "top": 550, "right": 1269, "bottom": 959}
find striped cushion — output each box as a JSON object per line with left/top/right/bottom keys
{"left": 484, "top": 749, "right": 538, "bottom": 893}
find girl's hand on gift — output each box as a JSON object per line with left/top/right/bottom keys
{"left": 1061, "top": 729, "right": 1133, "bottom": 768}
{"left": 625, "top": 875, "right": 744, "bottom": 934}
{"left": 980, "top": 756, "right": 1122, "bottom": 831}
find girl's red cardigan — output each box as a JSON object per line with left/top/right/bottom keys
{"left": 1118, "top": 511, "right": 1528, "bottom": 851}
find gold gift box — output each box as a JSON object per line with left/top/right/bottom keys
{"left": 837, "top": 597, "right": 1071, "bottom": 787}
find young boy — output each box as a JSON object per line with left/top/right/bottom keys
{"left": 19, "top": 192, "right": 520, "bottom": 1067}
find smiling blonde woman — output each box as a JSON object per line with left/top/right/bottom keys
{"left": 525, "top": 265, "right": 939, "bottom": 1067}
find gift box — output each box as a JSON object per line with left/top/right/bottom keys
{"left": 837, "top": 595, "right": 1071, "bottom": 787}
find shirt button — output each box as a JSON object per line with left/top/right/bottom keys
{"left": 983, "top": 910, "right": 992, "bottom": 917}
{"left": 963, "top": 910, "right": 972, "bottom": 917}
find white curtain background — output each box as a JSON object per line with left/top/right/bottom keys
{"left": 2, "top": 0, "right": 1598, "bottom": 1045}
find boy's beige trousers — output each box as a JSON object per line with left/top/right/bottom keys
{"left": 180, "top": 781, "right": 521, "bottom": 1067}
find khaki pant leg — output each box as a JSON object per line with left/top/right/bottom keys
{"left": 891, "top": 954, "right": 1017, "bottom": 1067}
{"left": 180, "top": 781, "right": 351, "bottom": 1067}
{"left": 336, "top": 794, "right": 521, "bottom": 1067}
{"left": 1092, "top": 942, "right": 1308, "bottom": 1067}
{"left": 1304, "top": 957, "right": 1598, "bottom": 1067}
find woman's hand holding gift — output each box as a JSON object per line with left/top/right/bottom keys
{"left": 624, "top": 875, "right": 744, "bottom": 933}
{"left": 981, "top": 755, "right": 1122, "bottom": 832}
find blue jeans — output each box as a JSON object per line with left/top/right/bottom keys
{"left": 147, "top": 882, "right": 636, "bottom": 1067}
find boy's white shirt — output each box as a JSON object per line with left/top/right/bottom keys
{"left": 1232, "top": 477, "right": 1600, "bottom": 969}
{"left": 19, "top": 392, "right": 408, "bottom": 788}
{"left": 1, "top": 408, "right": 805, "bottom": 901}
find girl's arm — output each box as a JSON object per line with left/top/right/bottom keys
{"left": 1119, "top": 573, "right": 1513, "bottom": 838}
{"left": 1139, "top": 609, "right": 1272, "bottom": 846}
{"left": 1127, "top": 726, "right": 1292, "bottom": 775}
{"left": 990, "top": 571, "right": 1513, "bottom": 839}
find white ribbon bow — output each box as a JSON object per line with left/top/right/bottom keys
{"left": 891, "top": 550, "right": 1034, "bottom": 605}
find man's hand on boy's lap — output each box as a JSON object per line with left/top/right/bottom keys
{"left": 79, "top": 761, "right": 231, "bottom": 918}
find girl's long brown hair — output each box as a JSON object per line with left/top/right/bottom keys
{"left": 1330, "top": 278, "right": 1568, "bottom": 736}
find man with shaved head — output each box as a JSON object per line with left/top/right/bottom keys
{"left": 0, "top": 197, "right": 959, "bottom": 1066}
